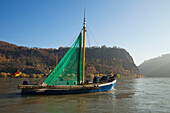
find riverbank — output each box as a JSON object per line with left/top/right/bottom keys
{"left": 0, "top": 72, "right": 144, "bottom": 79}
{"left": 0, "top": 72, "right": 45, "bottom": 78}
{"left": 117, "top": 74, "right": 144, "bottom": 79}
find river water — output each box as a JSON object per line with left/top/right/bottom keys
{"left": 0, "top": 78, "right": 170, "bottom": 113}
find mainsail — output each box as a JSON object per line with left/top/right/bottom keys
{"left": 43, "top": 33, "right": 82, "bottom": 85}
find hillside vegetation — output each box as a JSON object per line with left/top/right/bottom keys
{"left": 0, "top": 41, "right": 57, "bottom": 74}
{"left": 0, "top": 41, "right": 139, "bottom": 77}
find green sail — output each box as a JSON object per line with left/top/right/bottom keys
{"left": 44, "top": 32, "right": 82, "bottom": 85}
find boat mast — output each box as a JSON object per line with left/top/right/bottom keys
{"left": 56, "top": 50, "right": 58, "bottom": 66}
{"left": 82, "top": 8, "right": 86, "bottom": 85}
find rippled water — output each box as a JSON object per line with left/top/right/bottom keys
{"left": 0, "top": 78, "right": 170, "bottom": 113}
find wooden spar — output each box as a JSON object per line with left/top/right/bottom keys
{"left": 82, "top": 8, "right": 86, "bottom": 85}
{"left": 18, "top": 84, "right": 99, "bottom": 90}
{"left": 56, "top": 50, "right": 58, "bottom": 66}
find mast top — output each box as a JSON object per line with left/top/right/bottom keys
{"left": 83, "top": 8, "right": 86, "bottom": 29}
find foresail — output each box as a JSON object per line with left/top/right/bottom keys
{"left": 43, "top": 33, "right": 82, "bottom": 85}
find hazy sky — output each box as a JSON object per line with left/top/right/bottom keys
{"left": 1, "top": 0, "right": 170, "bottom": 65}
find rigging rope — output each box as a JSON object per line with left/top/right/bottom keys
{"left": 86, "top": 32, "right": 91, "bottom": 47}
{"left": 67, "top": 30, "right": 83, "bottom": 47}
{"left": 86, "top": 25, "right": 99, "bottom": 46}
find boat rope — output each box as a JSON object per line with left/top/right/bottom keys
{"left": 86, "top": 25, "right": 99, "bottom": 46}
{"left": 67, "top": 30, "right": 83, "bottom": 47}
{"left": 67, "top": 35, "right": 77, "bottom": 47}
{"left": 86, "top": 31, "right": 91, "bottom": 47}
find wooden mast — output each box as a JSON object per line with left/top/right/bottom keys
{"left": 56, "top": 50, "right": 58, "bottom": 66}
{"left": 82, "top": 9, "right": 86, "bottom": 85}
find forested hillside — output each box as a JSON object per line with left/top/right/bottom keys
{"left": 0, "top": 41, "right": 57, "bottom": 74}
{"left": 0, "top": 41, "right": 139, "bottom": 76}
{"left": 58, "top": 46, "right": 139, "bottom": 76}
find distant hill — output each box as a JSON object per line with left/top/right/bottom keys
{"left": 138, "top": 54, "right": 170, "bottom": 77}
{"left": 0, "top": 41, "right": 139, "bottom": 76}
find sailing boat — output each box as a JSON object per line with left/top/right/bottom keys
{"left": 18, "top": 10, "right": 117, "bottom": 94}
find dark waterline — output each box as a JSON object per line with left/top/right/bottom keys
{"left": 0, "top": 78, "right": 170, "bottom": 113}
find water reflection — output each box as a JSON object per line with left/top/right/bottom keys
{"left": 42, "top": 91, "right": 118, "bottom": 113}
{"left": 114, "top": 79, "right": 136, "bottom": 99}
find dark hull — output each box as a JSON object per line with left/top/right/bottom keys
{"left": 20, "top": 80, "right": 116, "bottom": 95}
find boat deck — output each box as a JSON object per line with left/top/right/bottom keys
{"left": 18, "top": 84, "right": 100, "bottom": 90}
